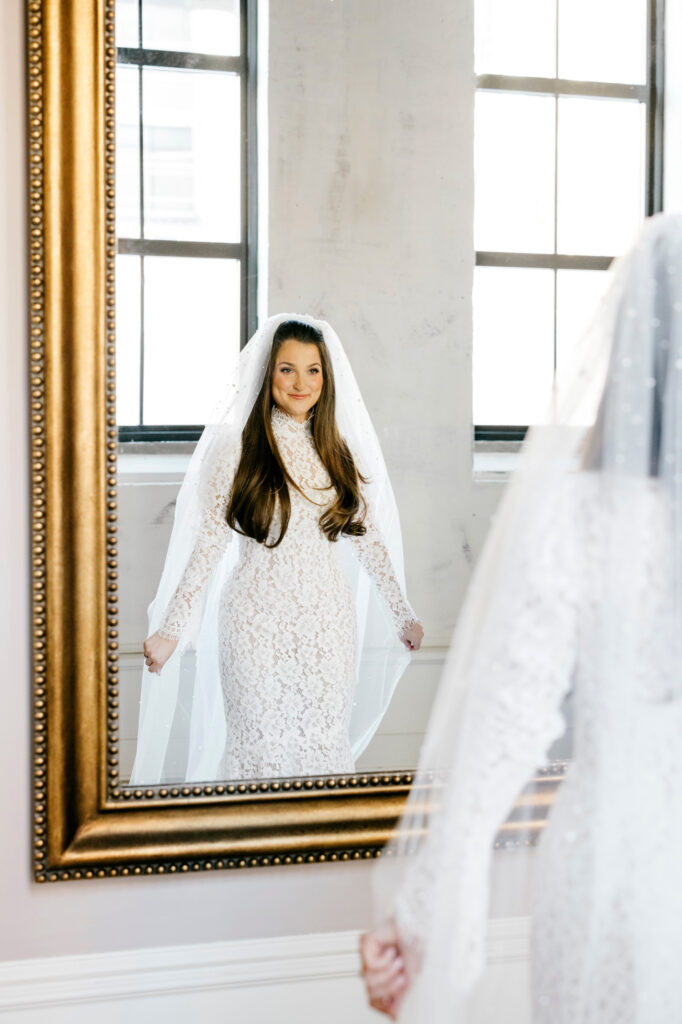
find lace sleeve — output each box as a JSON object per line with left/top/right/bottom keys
{"left": 157, "top": 442, "right": 240, "bottom": 641}
{"left": 393, "top": 487, "right": 580, "bottom": 989}
{"left": 348, "top": 500, "right": 418, "bottom": 636}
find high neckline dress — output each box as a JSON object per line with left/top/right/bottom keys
{"left": 158, "top": 405, "right": 417, "bottom": 780}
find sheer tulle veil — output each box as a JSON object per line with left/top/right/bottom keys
{"left": 130, "top": 313, "right": 411, "bottom": 785}
{"left": 373, "top": 213, "right": 682, "bottom": 1023}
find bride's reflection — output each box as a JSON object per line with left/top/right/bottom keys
{"left": 131, "top": 314, "right": 423, "bottom": 784}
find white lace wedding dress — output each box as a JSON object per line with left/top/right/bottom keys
{"left": 528, "top": 474, "right": 682, "bottom": 1024}
{"left": 157, "top": 405, "right": 416, "bottom": 780}
{"left": 394, "top": 472, "right": 682, "bottom": 1024}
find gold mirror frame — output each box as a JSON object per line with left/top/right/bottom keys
{"left": 28, "top": 0, "right": 557, "bottom": 883}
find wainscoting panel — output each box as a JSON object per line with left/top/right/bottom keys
{"left": 0, "top": 921, "right": 529, "bottom": 1024}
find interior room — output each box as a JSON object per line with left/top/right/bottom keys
{"left": 2, "top": 0, "right": 681, "bottom": 1020}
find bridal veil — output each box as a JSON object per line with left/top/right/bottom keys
{"left": 374, "top": 213, "right": 682, "bottom": 1023}
{"left": 130, "top": 314, "right": 411, "bottom": 785}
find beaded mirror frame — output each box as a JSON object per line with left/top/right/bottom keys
{"left": 27, "top": 0, "right": 559, "bottom": 883}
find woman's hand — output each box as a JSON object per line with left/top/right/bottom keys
{"left": 401, "top": 621, "right": 424, "bottom": 652}
{"left": 143, "top": 631, "right": 178, "bottom": 675}
{"left": 360, "top": 921, "right": 409, "bottom": 1020}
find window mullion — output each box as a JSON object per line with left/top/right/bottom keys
{"left": 645, "top": 0, "right": 665, "bottom": 215}
{"left": 553, "top": 1, "right": 559, "bottom": 375}
{"left": 137, "top": 56, "right": 145, "bottom": 426}
{"left": 116, "top": 0, "right": 254, "bottom": 438}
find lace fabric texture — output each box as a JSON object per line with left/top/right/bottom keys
{"left": 392, "top": 474, "right": 682, "bottom": 1024}
{"left": 529, "top": 476, "right": 682, "bottom": 1024}
{"left": 157, "top": 405, "right": 416, "bottom": 779}
{"left": 392, "top": 475, "right": 579, "bottom": 994}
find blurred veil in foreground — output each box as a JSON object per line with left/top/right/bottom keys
{"left": 374, "top": 213, "right": 682, "bottom": 1024}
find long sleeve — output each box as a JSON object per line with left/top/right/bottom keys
{"left": 392, "top": 484, "right": 580, "bottom": 991}
{"left": 348, "top": 502, "right": 418, "bottom": 636}
{"left": 157, "top": 441, "right": 240, "bottom": 641}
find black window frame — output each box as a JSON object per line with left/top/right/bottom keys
{"left": 474, "top": 0, "right": 665, "bottom": 443}
{"left": 116, "top": 0, "right": 258, "bottom": 444}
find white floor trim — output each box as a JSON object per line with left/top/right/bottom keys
{"left": 0, "top": 919, "right": 530, "bottom": 1021}
{"left": 0, "top": 931, "right": 360, "bottom": 1012}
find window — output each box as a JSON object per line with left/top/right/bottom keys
{"left": 473, "top": 0, "right": 664, "bottom": 439}
{"left": 115, "top": 0, "right": 257, "bottom": 441}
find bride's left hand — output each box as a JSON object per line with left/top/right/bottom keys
{"left": 401, "top": 621, "right": 424, "bottom": 652}
{"left": 360, "top": 921, "right": 409, "bottom": 1019}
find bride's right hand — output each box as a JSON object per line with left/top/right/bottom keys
{"left": 401, "top": 621, "right": 424, "bottom": 652}
{"left": 143, "top": 631, "right": 178, "bottom": 675}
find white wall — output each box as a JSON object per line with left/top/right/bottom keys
{"left": 0, "top": 0, "right": 483, "bottom": 971}
{"left": 267, "top": 0, "right": 496, "bottom": 647}
{"left": 265, "top": 0, "right": 499, "bottom": 771}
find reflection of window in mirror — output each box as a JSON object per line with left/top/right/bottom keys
{"left": 473, "top": 0, "right": 661, "bottom": 436}
{"left": 115, "top": 0, "right": 257, "bottom": 441}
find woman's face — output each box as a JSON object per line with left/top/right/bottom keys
{"left": 271, "top": 338, "right": 324, "bottom": 422}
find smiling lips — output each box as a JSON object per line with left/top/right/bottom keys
{"left": 289, "top": 394, "right": 309, "bottom": 399}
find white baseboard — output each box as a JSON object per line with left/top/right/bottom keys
{"left": 0, "top": 931, "right": 358, "bottom": 1013}
{"left": 0, "top": 920, "right": 529, "bottom": 1022}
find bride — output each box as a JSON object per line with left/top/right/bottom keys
{"left": 132, "top": 314, "right": 422, "bottom": 784}
{"left": 361, "top": 213, "right": 682, "bottom": 1023}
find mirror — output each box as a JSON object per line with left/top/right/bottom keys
{"left": 114, "top": 0, "right": 471, "bottom": 787}
{"left": 30, "top": 0, "right": 661, "bottom": 882}
{"left": 114, "top": 0, "right": 659, "bottom": 789}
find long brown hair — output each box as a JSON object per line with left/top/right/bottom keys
{"left": 225, "top": 320, "right": 368, "bottom": 547}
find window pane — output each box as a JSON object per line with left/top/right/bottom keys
{"left": 473, "top": 267, "right": 555, "bottom": 426}
{"left": 142, "top": 67, "right": 241, "bottom": 242}
{"left": 556, "top": 269, "right": 612, "bottom": 388}
{"left": 475, "top": 91, "right": 555, "bottom": 253}
{"left": 558, "top": 0, "right": 647, "bottom": 84}
{"left": 557, "top": 96, "right": 645, "bottom": 256}
{"left": 475, "top": 0, "right": 556, "bottom": 77}
{"left": 116, "top": 0, "right": 140, "bottom": 47}
{"left": 142, "top": 0, "right": 240, "bottom": 56}
{"left": 116, "top": 255, "right": 142, "bottom": 425}
{"left": 143, "top": 257, "right": 240, "bottom": 423}
{"left": 116, "top": 65, "right": 141, "bottom": 239}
